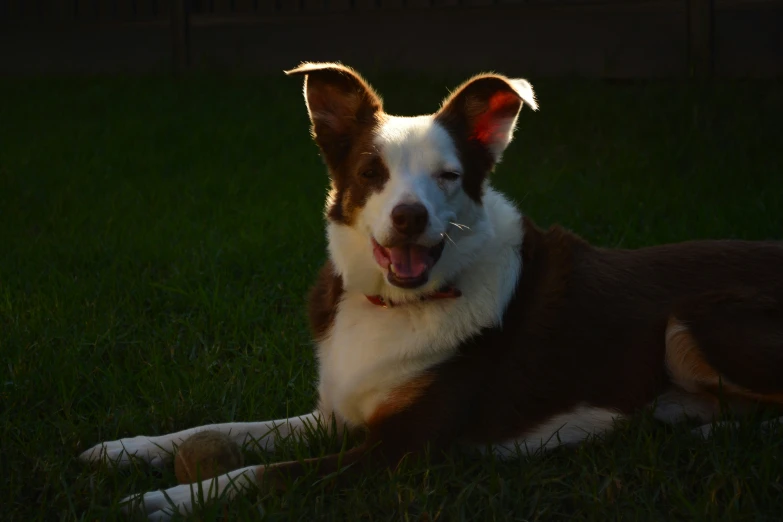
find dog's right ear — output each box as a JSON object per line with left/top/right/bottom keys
{"left": 285, "top": 62, "right": 384, "bottom": 168}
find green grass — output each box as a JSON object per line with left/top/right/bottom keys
{"left": 2, "top": 71, "right": 783, "bottom": 521}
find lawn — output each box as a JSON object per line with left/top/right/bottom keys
{"left": 2, "top": 71, "right": 783, "bottom": 521}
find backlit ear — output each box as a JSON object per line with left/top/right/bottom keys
{"left": 435, "top": 74, "right": 537, "bottom": 163}
{"left": 285, "top": 62, "right": 384, "bottom": 168}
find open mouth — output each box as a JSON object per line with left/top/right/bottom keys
{"left": 371, "top": 237, "right": 446, "bottom": 289}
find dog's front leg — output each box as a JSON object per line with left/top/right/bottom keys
{"left": 121, "top": 444, "right": 372, "bottom": 521}
{"left": 123, "top": 428, "right": 418, "bottom": 520}
{"left": 121, "top": 462, "right": 262, "bottom": 521}
{"left": 80, "top": 411, "right": 332, "bottom": 468}
{"left": 124, "top": 374, "right": 460, "bottom": 520}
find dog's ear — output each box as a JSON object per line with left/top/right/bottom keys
{"left": 435, "top": 74, "right": 537, "bottom": 164}
{"left": 285, "top": 62, "right": 384, "bottom": 168}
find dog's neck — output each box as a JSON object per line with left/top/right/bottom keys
{"left": 365, "top": 285, "right": 463, "bottom": 308}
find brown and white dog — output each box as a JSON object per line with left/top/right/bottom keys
{"left": 80, "top": 62, "right": 783, "bottom": 520}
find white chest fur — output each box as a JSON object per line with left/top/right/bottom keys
{"left": 316, "top": 189, "right": 525, "bottom": 428}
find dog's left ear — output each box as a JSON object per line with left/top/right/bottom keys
{"left": 285, "top": 62, "right": 384, "bottom": 169}
{"left": 435, "top": 74, "right": 537, "bottom": 164}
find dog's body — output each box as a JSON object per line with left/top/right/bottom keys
{"left": 80, "top": 63, "right": 783, "bottom": 520}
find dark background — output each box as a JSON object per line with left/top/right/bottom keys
{"left": 0, "top": 0, "right": 781, "bottom": 78}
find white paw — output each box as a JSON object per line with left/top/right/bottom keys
{"left": 79, "top": 435, "right": 171, "bottom": 468}
{"left": 691, "top": 423, "right": 718, "bottom": 438}
{"left": 121, "top": 485, "right": 194, "bottom": 521}
{"left": 692, "top": 417, "right": 783, "bottom": 439}
{"left": 691, "top": 420, "right": 742, "bottom": 438}
{"left": 121, "top": 465, "right": 259, "bottom": 521}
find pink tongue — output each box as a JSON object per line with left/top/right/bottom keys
{"left": 389, "top": 245, "right": 431, "bottom": 279}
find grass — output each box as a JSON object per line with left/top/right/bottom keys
{"left": 2, "top": 71, "right": 783, "bottom": 521}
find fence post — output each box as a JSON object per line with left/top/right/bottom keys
{"left": 171, "top": 0, "right": 191, "bottom": 73}
{"left": 687, "top": 0, "right": 714, "bottom": 77}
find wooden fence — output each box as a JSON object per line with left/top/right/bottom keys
{"left": 1, "top": 0, "right": 781, "bottom": 77}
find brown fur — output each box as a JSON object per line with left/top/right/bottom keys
{"left": 270, "top": 63, "right": 783, "bottom": 492}
{"left": 368, "top": 373, "right": 437, "bottom": 427}
{"left": 667, "top": 305, "right": 783, "bottom": 406}
{"left": 285, "top": 63, "right": 390, "bottom": 225}
{"left": 666, "top": 319, "right": 783, "bottom": 405}
{"left": 671, "top": 287, "right": 783, "bottom": 393}
{"left": 280, "top": 218, "right": 783, "bottom": 490}
{"left": 665, "top": 318, "right": 724, "bottom": 392}
{"left": 307, "top": 260, "right": 344, "bottom": 342}
{"left": 435, "top": 74, "right": 525, "bottom": 202}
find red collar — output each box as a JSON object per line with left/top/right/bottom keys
{"left": 365, "top": 286, "right": 462, "bottom": 308}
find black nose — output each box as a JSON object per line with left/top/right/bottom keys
{"left": 391, "top": 203, "right": 429, "bottom": 237}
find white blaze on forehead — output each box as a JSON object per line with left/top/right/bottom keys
{"left": 363, "top": 115, "right": 465, "bottom": 248}
{"left": 374, "top": 115, "right": 462, "bottom": 179}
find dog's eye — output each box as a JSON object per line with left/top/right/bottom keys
{"left": 439, "top": 171, "right": 461, "bottom": 181}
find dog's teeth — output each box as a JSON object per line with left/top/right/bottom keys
{"left": 389, "top": 264, "right": 397, "bottom": 275}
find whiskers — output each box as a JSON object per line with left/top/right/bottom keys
{"left": 441, "top": 221, "right": 471, "bottom": 250}
{"left": 448, "top": 221, "right": 471, "bottom": 232}
{"left": 441, "top": 232, "right": 457, "bottom": 248}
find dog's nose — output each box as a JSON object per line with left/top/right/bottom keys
{"left": 391, "top": 203, "right": 429, "bottom": 237}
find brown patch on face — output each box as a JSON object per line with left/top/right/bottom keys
{"left": 434, "top": 74, "right": 526, "bottom": 202}
{"left": 286, "top": 62, "right": 391, "bottom": 225}
{"left": 325, "top": 130, "right": 391, "bottom": 225}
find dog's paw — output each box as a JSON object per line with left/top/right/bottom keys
{"left": 121, "top": 466, "right": 258, "bottom": 521}
{"left": 691, "top": 423, "right": 720, "bottom": 438}
{"left": 121, "top": 485, "right": 194, "bottom": 521}
{"left": 79, "top": 436, "right": 171, "bottom": 468}
{"left": 694, "top": 416, "right": 783, "bottom": 439}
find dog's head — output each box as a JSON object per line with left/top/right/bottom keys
{"left": 286, "top": 62, "right": 536, "bottom": 303}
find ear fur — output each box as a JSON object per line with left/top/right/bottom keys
{"left": 435, "top": 73, "right": 537, "bottom": 163}
{"left": 285, "top": 62, "right": 384, "bottom": 168}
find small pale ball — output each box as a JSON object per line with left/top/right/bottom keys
{"left": 174, "top": 430, "right": 244, "bottom": 484}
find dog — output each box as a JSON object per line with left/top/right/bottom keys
{"left": 80, "top": 62, "right": 783, "bottom": 520}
